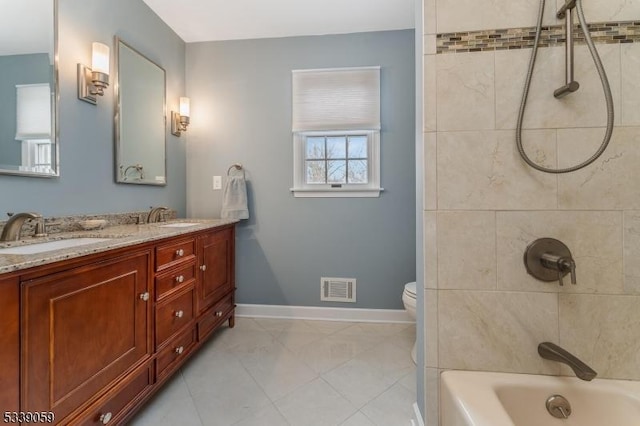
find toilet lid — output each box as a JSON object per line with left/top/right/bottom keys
{"left": 404, "top": 282, "right": 416, "bottom": 297}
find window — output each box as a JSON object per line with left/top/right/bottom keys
{"left": 291, "top": 67, "right": 382, "bottom": 197}
{"left": 15, "top": 84, "right": 53, "bottom": 173}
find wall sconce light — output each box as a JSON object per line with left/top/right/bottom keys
{"left": 171, "top": 97, "right": 190, "bottom": 136}
{"left": 78, "top": 42, "right": 110, "bottom": 104}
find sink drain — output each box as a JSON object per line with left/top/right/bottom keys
{"left": 546, "top": 394, "right": 572, "bottom": 419}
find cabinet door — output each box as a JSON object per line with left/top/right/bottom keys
{"left": 0, "top": 277, "right": 19, "bottom": 412}
{"left": 197, "top": 227, "right": 234, "bottom": 313}
{"left": 21, "top": 251, "right": 152, "bottom": 421}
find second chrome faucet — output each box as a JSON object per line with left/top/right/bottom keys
{"left": 538, "top": 342, "right": 597, "bottom": 381}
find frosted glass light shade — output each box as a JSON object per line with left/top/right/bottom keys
{"left": 91, "top": 42, "right": 110, "bottom": 75}
{"left": 179, "top": 97, "right": 190, "bottom": 117}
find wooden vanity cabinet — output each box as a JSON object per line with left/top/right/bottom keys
{"left": 0, "top": 276, "right": 19, "bottom": 412}
{"left": 21, "top": 250, "right": 152, "bottom": 423}
{"left": 197, "top": 227, "right": 234, "bottom": 313}
{"left": 2, "top": 223, "right": 236, "bottom": 425}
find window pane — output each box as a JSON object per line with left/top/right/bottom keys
{"left": 306, "top": 137, "right": 325, "bottom": 159}
{"left": 348, "top": 136, "right": 368, "bottom": 158}
{"left": 327, "top": 160, "right": 346, "bottom": 183}
{"left": 306, "top": 160, "right": 326, "bottom": 184}
{"left": 326, "top": 137, "right": 346, "bottom": 159}
{"left": 348, "top": 160, "right": 368, "bottom": 183}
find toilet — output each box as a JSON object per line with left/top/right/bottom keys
{"left": 402, "top": 281, "right": 417, "bottom": 364}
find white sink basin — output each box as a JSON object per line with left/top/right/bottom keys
{"left": 441, "top": 370, "right": 640, "bottom": 426}
{"left": 157, "top": 222, "right": 200, "bottom": 228}
{"left": 0, "top": 238, "right": 111, "bottom": 255}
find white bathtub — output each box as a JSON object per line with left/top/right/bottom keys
{"left": 441, "top": 370, "right": 640, "bottom": 426}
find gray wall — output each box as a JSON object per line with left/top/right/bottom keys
{"left": 0, "top": 0, "right": 186, "bottom": 217}
{"left": 0, "top": 54, "right": 51, "bottom": 167}
{"left": 186, "top": 30, "right": 416, "bottom": 309}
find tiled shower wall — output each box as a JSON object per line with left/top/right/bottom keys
{"left": 422, "top": 0, "right": 640, "bottom": 424}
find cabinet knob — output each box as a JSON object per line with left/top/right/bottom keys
{"left": 99, "top": 412, "right": 113, "bottom": 424}
{"left": 200, "top": 264, "right": 207, "bottom": 271}
{"left": 176, "top": 249, "right": 185, "bottom": 257}
{"left": 215, "top": 311, "right": 223, "bottom": 317}
{"left": 139, "top": 292, "right": 150, "bottom": 301}
{"left": 175, "top": 275, "right": 185, "bottom": 283}
{"left": 175, "top": 310, "right": 184, "bottom": 318}
{"left": 175, "top": 346, "right": 184, "bottom": 354}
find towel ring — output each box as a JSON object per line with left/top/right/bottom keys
{"left": 227, "top": 163, "right": 245, "bottom": 178}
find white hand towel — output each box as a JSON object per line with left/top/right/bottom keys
{"left": 221, "top": 175, "right": 249, "bottom": 220}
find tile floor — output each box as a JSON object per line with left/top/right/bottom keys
{"left": 131, "top": 317, "right": 417, "bottom": 426}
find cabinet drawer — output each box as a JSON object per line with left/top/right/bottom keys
{"left": 156, "top": 328, "right": 196, "bottom": 379}
{"left": 156, "top": 238, "right": 195, "bottom": 272}
{"left": 74, "top": 363, "right": 152, "bottom": 426}
{"left": 155, "top": 263, "right": 196, "bottom": 300}
{"left": 198, "top": 293, "right": 234, "bottom": 341}
{"left": 156, "top": 287, "right": 195, "bottom": 348}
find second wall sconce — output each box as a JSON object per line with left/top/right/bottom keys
{"left": 78, "top": 42, "right": 110, "bottom": 104}
{"left": 171, "top": 97, "right": 190, "bottom": 136}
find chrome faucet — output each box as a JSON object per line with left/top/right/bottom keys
{"left": 0, "top": 212, "right": 46, "bottom": 241}
{"left": 538, "top": 342, "right": 597, "bottom": 381}
{"left": 147, "top": 206, "right": 169, "bottom": 223}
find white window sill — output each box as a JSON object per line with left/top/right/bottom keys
{"left": 290, "top": 187, "right": 384, "bottom": 198}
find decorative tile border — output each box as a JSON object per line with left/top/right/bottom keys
{"left": 437, "top": 21, "right": 640, "bottom": 54}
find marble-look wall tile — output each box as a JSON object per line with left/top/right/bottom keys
{"left": 623, "top": 211, "right": 640, "bottom": 294}
{"left": 439, "top": 290, "right": 560, "bottom": 373}
{"left": 559, "top": 294, "right": 640, "bottom": 380}
{"left": 573, "top": 0, "right": 640, "bottom": 23}
{"left": 424, "top": 0, "right": 436, "bottom": 35}
{"left": 425, "top": 368, "right": 439, "bottom": 426}
{"left": 424, "top": 212, "right": 438, "bottom": 289}
{"left": 424, "top": 132, "right": 437, "bottom": 210}
{"left": 437, "top": 130, "right": 557, "bottom": 210}
{"left": 436, "top": 51, "right": 495, "bottom": 132}
{"left": 424, "top": 55, "right": 437, "bottom": 132}
{"left": 437, "top": 0, "right": 556, "bottom": 34}
{"left": 425, "top": 290, "right": 438, "bottom": 367}
{"left": 622, "top": 43, "right": 640, "bottom": 126}
{"left": 496, "top": 211, "right": 623, "bottom": 293}
{"left": 495, "top": 45, "right": 621, "bottom": 130}
{"left": 558, "top": 127, "right": 640, "bottom": 210}
{"left": 424, "top": 34, "right": 436, "bottom": 56}
{"left": 437, "top": 211, "right": 496, "bottom": 290}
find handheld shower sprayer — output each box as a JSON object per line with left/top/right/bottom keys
{"left": 516, "top": 0, "right": 614, "bottom": 174}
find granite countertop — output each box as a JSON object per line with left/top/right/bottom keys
{"left": 0, "top": 219, "right": 238, "bottom": 274}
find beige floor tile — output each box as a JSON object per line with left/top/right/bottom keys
{"left": 274, "top": 378, "right": 357, "bottom": 426}
{"left": 340, "top": 412, "right": 376, "bottom": 426}
{"left": 360, "top": 383, "right": 416, "bottom": 426}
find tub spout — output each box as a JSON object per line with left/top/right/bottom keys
{"left": 538, "top": 342, "right": 597, "bottom": 381}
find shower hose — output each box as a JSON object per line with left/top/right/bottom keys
{"left": 516, "top": 0, "right": 614, "bottom": 174}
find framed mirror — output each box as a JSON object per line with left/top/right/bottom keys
{"left": 0, "top": 0, "right": 58, "bottom": 177}
{"left": 115, "top": 37, "right": 166, "bottom": 185}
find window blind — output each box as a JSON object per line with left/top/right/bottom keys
{"left": 15, "top": 83, "right": 52, "bottom": 140}
{"left": 292, "top": 66, "right": 380, "bottom": 132}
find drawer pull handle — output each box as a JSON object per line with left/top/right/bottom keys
{"left": 99, "top": 412, "right": 113, "bottom": 424}
{"left": 175, "top": 310, "right": 184, "bottom": 318}
{"left": 175, "top": 346, "right": 184, "bottom": 354}
{"left": 139, "top": 292, "right": 150, "bottom": 301}
{"left": 200, "top": 264, "right": 207, "bottom": 271}
{"left": 215, "top": 311, "right": 223, "bottom": 317}
{"left": 176, "top": 249, "right": 185, "bottom": 257}
{"left": 175, "top": 275, "right": 185, "bottom": 283}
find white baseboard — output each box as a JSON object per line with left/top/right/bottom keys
{"left": 236, "top": 303, "right": 413, "bottom": 323}
{"left": 412, "top": 402, "right": 425, "bottom": 426}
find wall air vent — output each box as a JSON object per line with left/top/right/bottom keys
{"left": 321, "top": 277, "right": 356, "bottom": 303}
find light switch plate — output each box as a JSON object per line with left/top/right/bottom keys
{"left": 213, "top": 175, "right": 222, "bottom": 190}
